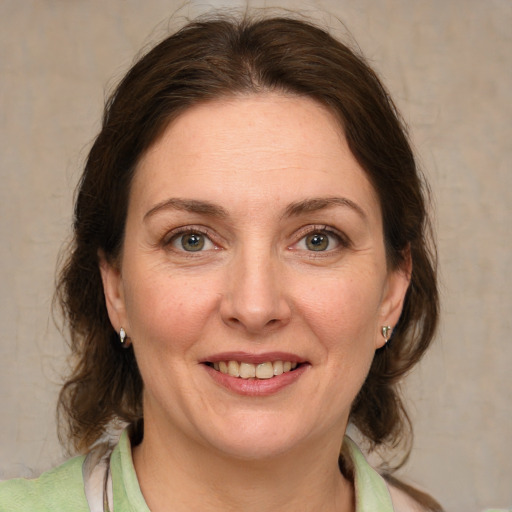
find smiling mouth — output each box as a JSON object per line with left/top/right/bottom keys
{"left": 206, "top": 360, "right": 301, "bottom": 380}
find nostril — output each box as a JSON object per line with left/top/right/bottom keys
{"left": 220, "top": 295, "right": 292, "bottom": 333}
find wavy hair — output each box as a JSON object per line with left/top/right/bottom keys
{"left": 57, "top": 13, "right": 438, "bottom": 502}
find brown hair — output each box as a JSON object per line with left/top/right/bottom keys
{"left": 57, "top": 13, "right": 439, "bottom": 505}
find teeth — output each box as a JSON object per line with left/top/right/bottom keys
{"left": 273, "top": 360, "right": 284, "bottom": 376}
{"left": 227, "top": 360, "right": 240, "bottom": 377}
{"left": 211, "top": 360, "right": 299, "bottom": 379}
{"left": 256, "top": 362, "right": 274, "bottom": 379}
{"left": 239, "top": 362, "right": 256, "bottom": 378}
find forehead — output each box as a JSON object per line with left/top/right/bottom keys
{"left": 131, "top": 93, "right": 380, "bottom": 221}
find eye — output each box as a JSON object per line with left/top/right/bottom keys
{"left": 305, "top": 232, "right": 330, "bottom": 251}
{"left": 294, "top": 229, "right": 345, "bottom": 252}
{"left": 170, "top": 231, "right": 215, "bottom": 252}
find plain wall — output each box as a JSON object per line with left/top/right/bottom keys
{"left": 0, "top": 1, "right": 510, "bottom": 510}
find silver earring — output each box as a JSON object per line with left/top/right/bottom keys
{"left": 381, "top": 325, "right": 392, "bottom": 342}
{"left": 119, "top": 327, "right": 127, "bottom": 345}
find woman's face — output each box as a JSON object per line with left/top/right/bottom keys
{"left": 101, "top": 93, "right": 409, "bottom": 460}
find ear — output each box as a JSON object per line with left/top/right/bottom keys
{"left": 375, "top": 250, "right": 412, "bottom": 349}
{"left": 98, "top": 250, "right": 128, "bottom": 334}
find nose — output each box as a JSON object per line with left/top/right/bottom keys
{"left": 220, "top": 247, "right": 292, "bottom": 335}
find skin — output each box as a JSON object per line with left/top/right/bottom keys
{"left": 100, "top": 93, "right": 410, "bottom": 512}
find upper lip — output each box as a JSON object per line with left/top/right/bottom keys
{"left": 201, "top": 351, "right": 307, "bottom": 365}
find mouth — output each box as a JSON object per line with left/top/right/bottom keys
{"left": 202, "top": 353, "right": 309, "bottom": 396}
{"left": 205, "top": 360, "right": 301, "bottom": 380}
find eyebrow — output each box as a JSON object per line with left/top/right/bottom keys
{"left": 143, "top": 196, "right": 367, "bottom": 222}
{"left": 143, "top": 198, "right": 229, "bottom": 221}
{"left": 283, "top": 197, "right": 367, "bottom": 221}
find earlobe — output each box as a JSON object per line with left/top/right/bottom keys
{"left": 98, "top": 250, "right": 127, "bottom": 333}
{"left": 376, "top": 252, "right": 412, "bottom": 349}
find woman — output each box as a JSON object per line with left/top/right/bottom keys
{"left": 0, "top": 14, "right": 442, "bottom": 512}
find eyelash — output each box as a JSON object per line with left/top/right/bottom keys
{"left": 163, "top": 226, "right": 219, "bottom": 253}
{"left": 291, "top": 225, "right": 351, "bottom": 254}
{"left": 162, "top": 224, "right": 350, "bottom": 256}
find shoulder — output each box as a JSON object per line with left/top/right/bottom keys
{"left": 342, "top": 437, "right": 442, "bottom": 512}
{"left": 384, "top": 473, "right": 443, "bottom": 512}
{"left": 0, "top": 455, "right": 88, "bottom": 512}
{"left": 388, "top": 484, "right": 431, "bottom": 512}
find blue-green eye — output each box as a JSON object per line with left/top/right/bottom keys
{"left": 171, "top": 232, "right": 214, "bottom": 252}
{"left": 305, "top": 233, "right": 329, "bottom": 251}
{"left": 296, "top": 230, "right": 342, "bottom": 252}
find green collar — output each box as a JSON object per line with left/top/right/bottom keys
{"left": 343, "top": 436, "right": 394, "bottom": 512}
{"left": 111, "top": 431, "right": 394, "bottom": 511}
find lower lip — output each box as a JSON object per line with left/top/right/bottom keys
{"left": 204, "top": 364, "right": 309, "bottom": 396}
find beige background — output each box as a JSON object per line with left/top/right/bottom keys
{"left": 0, "top": 1, "right": 510, "bottom": 510}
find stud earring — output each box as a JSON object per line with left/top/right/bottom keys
{"left": 381, "top": 325, "right": 392, "bottom": 343}
{"left": 119, "top": 327, "right": 130, "bottom": 347}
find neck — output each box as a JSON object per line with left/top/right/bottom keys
{"left": 132, "top": 421, "right": 354, "bottom": 512}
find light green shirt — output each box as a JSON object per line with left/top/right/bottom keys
{"left": 0, "top": 433, "right": 395, "bottom": 511}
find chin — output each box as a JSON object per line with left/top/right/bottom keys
{"left": 210, "top": 435, "right": 301, "bottom": 461}
{"left": 195, "top": 414, "right": 314, "bottom": 461}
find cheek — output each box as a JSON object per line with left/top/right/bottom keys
{"left": 295, "top": 270, "right": 383, "bottom": 347}
{"left": 122, "top": 263, "right": 221, "bottom": 350}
